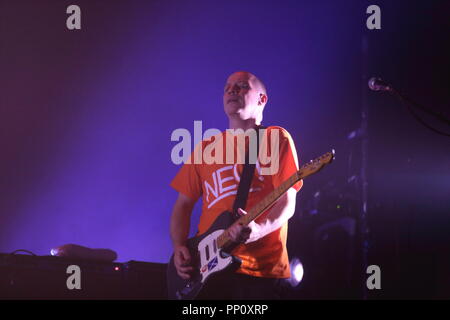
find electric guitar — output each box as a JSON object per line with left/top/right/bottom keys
{"left": 167, "top": 150, "right": 335, "bottom": 300}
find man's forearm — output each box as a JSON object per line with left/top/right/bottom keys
{"left": 246, "top": 187, "right": 297, "bottom": 243}
{"left": 170, "top": 201, "right": 194, "bottom": 247}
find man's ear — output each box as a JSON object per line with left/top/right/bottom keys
{"left": 259, "top": 93, "right": 268, "bottom": 105}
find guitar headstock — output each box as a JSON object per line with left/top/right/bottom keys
{"left": 297, "top": 149, "right": 335, "bottom": 179}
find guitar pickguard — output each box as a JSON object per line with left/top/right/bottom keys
{"left": 197, "top": 230, "right": 234, "bottom": 283}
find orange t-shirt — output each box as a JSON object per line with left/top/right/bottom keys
{"left": 170, "top": 126, "right": 303, "bottom": 278}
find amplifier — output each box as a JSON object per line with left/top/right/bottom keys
{"left": 0, "top": 253, "right": 167, "bottom": 299}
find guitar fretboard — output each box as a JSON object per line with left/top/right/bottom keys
{"left": 215, "top": 150, "right": 334, "bottom": 249}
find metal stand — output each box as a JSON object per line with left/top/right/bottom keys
{"left": 360, "top": 34, "right": 370, "bottom": 300}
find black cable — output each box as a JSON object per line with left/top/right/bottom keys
{"left": 392, "top": 90, "right": 450, "bottom": 137}
{"left": 10, "top": 249, "right": 37, "bottom": 256}
{"left": 396, "top": 90, "right": 450, "bottom": 127}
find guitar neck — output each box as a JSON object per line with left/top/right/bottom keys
{"left": 238, "top": 172, "right": 300, "bottom": 227}
{"left": 216, "top": 150, "right": 334, "bottom": 250}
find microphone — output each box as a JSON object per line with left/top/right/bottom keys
{"left": 368, "top": 77, "right": 393, "bottom": 92}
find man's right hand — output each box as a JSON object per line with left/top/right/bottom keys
{"left": 174, "top": 244, "right": 194, "bottom": 280}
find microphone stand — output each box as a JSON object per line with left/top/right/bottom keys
{"left": 360, "top": 35, "right": 369, "bottom": 300}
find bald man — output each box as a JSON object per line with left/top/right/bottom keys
{"left": 169, "top": 71, "right": 302, "bottom": 299}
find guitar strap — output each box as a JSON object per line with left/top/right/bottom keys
{"left": 231, "top": 125, "right": 266, "bottom": 220}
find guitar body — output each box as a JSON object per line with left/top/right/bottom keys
{"left": 167, "top": 210, "right": 242, "bottom": 300}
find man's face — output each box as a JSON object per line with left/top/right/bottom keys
{"left": 223, "top": 72, "right": 265, "bottom": 121}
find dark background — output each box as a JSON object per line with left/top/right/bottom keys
{"left": 0, "top": 0, "right": 449, "bottom": 299}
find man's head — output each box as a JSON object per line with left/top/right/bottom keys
{"left": 223, "top": 71, "right": 268, "bottom": 124}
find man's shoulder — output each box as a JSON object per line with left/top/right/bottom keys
{"left": 264, "top": 125, "right": 294, "bottom": 141}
